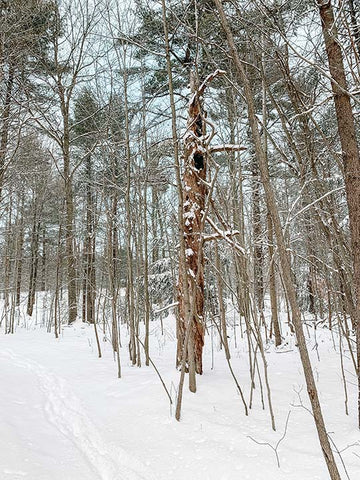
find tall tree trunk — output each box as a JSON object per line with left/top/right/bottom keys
{"left": 41, "top": 228, "right": 46, "bottom": 292}
{"left": 15, "top": 198, "right": 24, "bottom": 307}
{"left": 123, "top": 71, "right": 136, "bottom": 366}
{"left": 318, "top": 0, "right": 360, "bottom": 429}
{"left": 3, "top": 202, "right": 12, "bottom": 331}
{"left": 160, "top": 0, "right": 193, "bottom": 419}
{"left": 108, "top": 192, "right": 121, "bottom": 378}
{"left": 215, "top": 242, "right": 231, "bottom": 359}
{"left": 63, "top": 115, "right": 77, "bottom": 324}
{"left": 27, "top": 200, "right": 40, "bottom": 317}
{"left": 141, "top": 73, "right": 151, "bottom": 366}
{"left": 177, "top": 70, "right": 207, "bottom": 378}
{"left": 267, "top": 211, "right": 281, "bottom": 346}
{"left": 84, "top": 154, "right": 95, "bottom": 324}
{"left": 252, "top": 156, "right": 264, "bottom": 311}
{"left": 0, "top": 65, "right": 14, "bottom": 200}
{"left": 54, "top": 214, "right": 64, "bottom": 339}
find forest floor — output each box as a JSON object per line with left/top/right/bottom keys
{"left": 0, "top": 305, "right": 359, "bottom": 480}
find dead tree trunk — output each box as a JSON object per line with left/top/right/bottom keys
{"left": 177, "top": 71, "right": 209, "bottom": 377}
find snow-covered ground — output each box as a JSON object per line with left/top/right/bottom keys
{"left": 0, "top": 311, "right": 359, "bottom": 480}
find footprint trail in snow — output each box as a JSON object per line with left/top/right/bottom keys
{"left": 0, "top": 349, "right": 155, "bottom": 480}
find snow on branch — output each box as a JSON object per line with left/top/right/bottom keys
{"left": 198, "top": 69, "right": 226, "bottom": 96}
{"left": 209, "top": 144, "right": 247, "bottom": 154}
{"left": 189, "top": 69, "right": 226, "bottom": 107}
{"left": 204, "top": 217, "right": 246, "bottom": 256}
{"left": 153, "top": 302, "right": 179, "bottom": 315}
{"left": 203, "top": 231, "right": 240, "bottom": 241}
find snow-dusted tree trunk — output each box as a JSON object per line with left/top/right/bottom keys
{"left": 177, "top": 71, "right": 207, "bottom": 379}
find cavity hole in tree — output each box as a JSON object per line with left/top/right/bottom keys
{"left": 193, "top": 153, "right": 204, "bottom": 170}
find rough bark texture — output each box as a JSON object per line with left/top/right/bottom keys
{"left": 177, "top": 72, "right": 207, "bottom": 375}
{"left": 318, "top": 0, "right": 360, "bottom": 429}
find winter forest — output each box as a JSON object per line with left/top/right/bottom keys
{"left": 1, "top": 0, "right": 360, "bottom": 479}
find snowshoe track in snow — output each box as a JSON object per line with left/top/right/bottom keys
{"left": 1, "top": 349, "right": 154, "bottom": 480}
